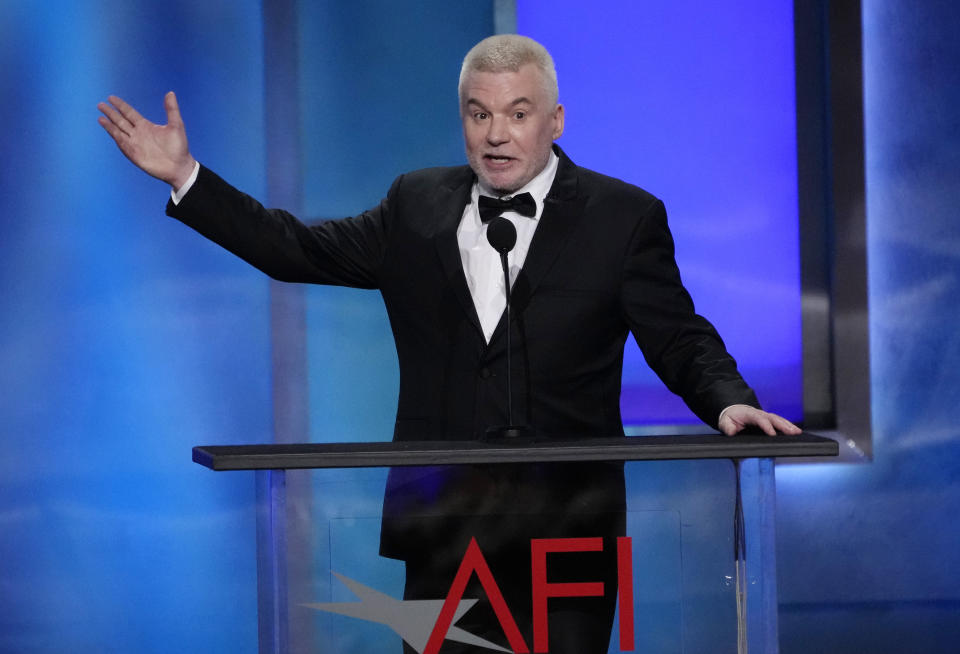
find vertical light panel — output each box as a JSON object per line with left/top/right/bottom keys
{"left": 297, "top": 0, "right": 495, "bottom": 443}
{"left": 0, "top": 1, "right": 269, "bottom": 651}
{"left": 777, "top": 2, "right": 960, "bottom": 651}
{"left": 517, "top": 1, "right": 802, "bottom": 425}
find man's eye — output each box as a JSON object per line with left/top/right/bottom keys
{"left": 514, "top": 111, "right": 525, "bottom": 119}
{"left": 475, "top": 112, "right": 488, "bottom": 120}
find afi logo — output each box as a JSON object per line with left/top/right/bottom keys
{"left": 307, "top": 536, "right": 636, "bottom": 654}
{"left": 426, "top": 536, "right": 635, "bottom": 654}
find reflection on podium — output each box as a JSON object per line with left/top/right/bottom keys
{"left": 194, "top": 434, "right": 836, "bottom": 653}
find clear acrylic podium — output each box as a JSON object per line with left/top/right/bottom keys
{"left": 194, "top": 434, "right": 837, "bottom": 654}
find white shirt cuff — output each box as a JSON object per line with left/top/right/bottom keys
{"left": 170, "top": 160, "right": 201, "bottom": 205}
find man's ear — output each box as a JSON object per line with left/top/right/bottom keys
{"left": 552, "top": 104, "right": 565, "bottom": 140}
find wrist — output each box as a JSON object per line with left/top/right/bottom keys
{"left": 169, "top": 156, "right": 198, "bottom": 191}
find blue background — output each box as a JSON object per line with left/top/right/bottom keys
{"left": 516, "top": 1, "right": 803, "bottom": 425}
{"left": 0, "top": 1, "right": 958, "bottom": 652}
{"left": 0, "top": 2, "right": 268, "bottom": 652}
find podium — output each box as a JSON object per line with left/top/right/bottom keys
{"left": 194, "top": 433, "right": 837, "bottom": 654}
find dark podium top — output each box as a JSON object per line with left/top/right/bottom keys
{"left": 193, "top": 432, "right": 838, "bottom": 471}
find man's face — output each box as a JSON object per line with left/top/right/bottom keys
{"left": 461, "top": 64, "right": 564, "bottom": 195}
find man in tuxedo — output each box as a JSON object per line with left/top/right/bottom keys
{"left": 99, "top": 34, "right": 798, "bottom": 654}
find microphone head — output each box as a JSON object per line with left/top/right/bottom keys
{"left": 486, "top": 216, "right": 517, "bottom": 254}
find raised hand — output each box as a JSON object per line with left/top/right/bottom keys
{"left": 98, "top": 91, "right": 197, "bottom": 190}
{"left": 718, "top": 404, "right": 802, "bottom": 436}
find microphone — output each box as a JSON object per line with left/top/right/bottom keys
{"left": 486, "top": 216, "right": 517, "bottom": 254}
{"left": 485, "top": 217, "right": 531, "bottom": 439}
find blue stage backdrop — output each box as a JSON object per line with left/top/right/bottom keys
{"left": 0, "top": 2, "right": 270, "bottom": 652}
{"left": 517, "top": 0, "right": 802, "bottom": 426}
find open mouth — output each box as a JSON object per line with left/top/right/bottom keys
{"left": 484, "top": 154, "right": 515, "bottom": 165}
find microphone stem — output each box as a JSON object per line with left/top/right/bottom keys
{"left": 500, "top": 250, "right": 513, "bottom": 426}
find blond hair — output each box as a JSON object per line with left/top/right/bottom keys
{"left": 459, "top": 34, "right": 559, "bottom": 105}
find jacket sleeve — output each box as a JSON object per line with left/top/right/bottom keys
{"left": 619, "top": 197, "right": 760, "bottom": 428}
{"left": 166, "top": 164, "right": 397, "bottom": 289}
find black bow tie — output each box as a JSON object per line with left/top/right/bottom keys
{"left": 477, "top": 192, "right": 536, "bottom": 223}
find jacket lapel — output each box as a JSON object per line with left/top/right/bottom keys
{"left": 433, "top": 168, "right": 485, "bottom": 339}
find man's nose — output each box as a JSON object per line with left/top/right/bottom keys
{"left": 485, "top": 116, "right": 509, "bottom": 145}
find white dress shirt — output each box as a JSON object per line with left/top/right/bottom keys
{"left": 457, "top": 151, "right": 559, "bottom": 343}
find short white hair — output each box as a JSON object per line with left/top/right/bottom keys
{"left": 458, "top": 34, "right": 559, "bottom": 105}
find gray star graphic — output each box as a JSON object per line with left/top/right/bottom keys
{"left": 303, "top": 572, "right": 512, "bottom": 654}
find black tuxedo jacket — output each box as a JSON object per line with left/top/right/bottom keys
{"left": 167, "top": 146, "right": 759, "bottom": 560}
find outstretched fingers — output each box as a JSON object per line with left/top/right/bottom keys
{"left": 97, "top": 91, "right": 194, "bottom": 186}
{"left": 97, "top": 100, "right": 132, "bottom": 139}
{"left": 97, "top": 113, "right": 123, "bottom": 142}
{"left": 108, "top": 94, "right": 146, "bottom": 128}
